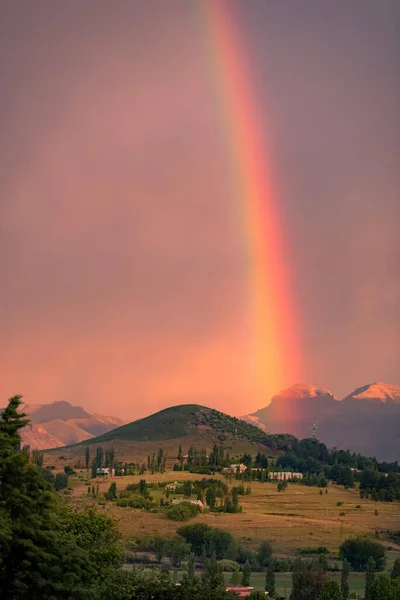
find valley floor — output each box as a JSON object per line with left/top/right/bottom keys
{"left": 71, "top": 471, "right": 400, "bottom": 555}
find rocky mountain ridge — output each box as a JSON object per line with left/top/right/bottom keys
{"left": 242, "top": 382, "right": 400, "bottom": 461}
{"left": 8, "top": 401, "right": 126, "bottom": 449}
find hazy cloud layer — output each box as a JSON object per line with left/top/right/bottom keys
{"left": 1, "top": 0, "right": 399, "bottom": 419}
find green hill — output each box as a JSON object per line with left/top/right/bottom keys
{"left": 88, "top": 404, "right": 205, "bottom": 443}
{"left": 67, "top": 404, "right": 297, "bottom": 451}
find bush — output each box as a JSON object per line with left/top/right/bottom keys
{"left": 54, "top": 472, "right": 68, "bottom": 491}
{"left": 116, "top": 495, "right": 153, "bottom": 510}
{"left": 299, "top": 546, "right": 329, "bottom": 556}
{"left": 167, "top": 502, "right": 200, "bottom": 521}
{"left": 218, "top": 559, "right": 240, "bottom": 572}
{"left": 339, "top": 536, "right": 387, "bottom": 571}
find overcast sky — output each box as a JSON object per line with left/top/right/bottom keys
{"left": 1, "top": 0, "right": 399, "bottom": 419}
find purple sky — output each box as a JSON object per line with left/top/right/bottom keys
{"left": 1, "top": 0, "right": 399, "bottom": 419}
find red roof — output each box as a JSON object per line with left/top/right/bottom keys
{"left": 226, "top": 585, "right": 265, "bottom": 597}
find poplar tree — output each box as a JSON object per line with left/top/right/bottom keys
{"left": 340, "top": 558, "right": 350, "bottom": 599}
{"left": 365, "top": 557, "right": 375, "bottom": 600}
{"left": 266, "top": 560, "right": 276, "bottom": 596}
{"left": 317, "top": 580, "right": 342, "bottom": 600}
{"left": 391, "top": 557, "right": 400, "bottom": 579}
{"left": 242, "top": 560, "right": 251, "bottom": 586}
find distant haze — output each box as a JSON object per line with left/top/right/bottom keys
{"left": 0, "top": 1, "right": 399, "bottom": 420}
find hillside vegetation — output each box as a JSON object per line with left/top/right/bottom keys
{"left": 73, "top": 404, "right": 296, "bottom": 451}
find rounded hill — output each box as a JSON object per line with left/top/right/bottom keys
{"left": 69, "top": 403, "right": 296, "bottom": 451}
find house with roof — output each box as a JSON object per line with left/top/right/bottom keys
{"left": 96, "top": 467, "right": 114, "bottom": 477}
{"left": 171, "top": 498, "right": 204, "bottom": 511}
{"left": 226, "top": 585, "right": 268, "bottom": 597}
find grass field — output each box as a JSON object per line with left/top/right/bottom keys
{"left": 70, "top": 471, "right": 400, "bottom": 557}
{"left": 223, "top": 570, "right": 366, "bottom": 596}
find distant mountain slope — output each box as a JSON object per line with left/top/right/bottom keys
{"left": 242, "top": 384, "right": 337, "bottom": 440}
{"left": 69, "top": 414, "right": 126, "bottom": 437}
{"left": 342, "top": 382, "right": 400, "bottom": 404}
{"left": 24, "top": 400, "right": 90, "bottom": 423}
{"left": 5, "top": 401, "right": 127, "bottom": 449}
{"left": 39, "top": 419, "right": 94, "bottom": 445}
{"left": 242, "top": 382, "right": 400, "bottom": 461}
{"left": 21, "top": 423, "right": 64, "bottom": 450}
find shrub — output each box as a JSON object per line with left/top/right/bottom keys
{"left": 299, "top": 546, "right": 329, "bottom": 556}
{"left": 339, "top": 536, "right": 387, "bottom": 571}
{"left": 218, "top": 559, "right": 240, "bottom": 572}
{"left": 167, "top": 502, "right": 200, "bottom": 521}
{"left": 54, "top": 472, "right": 68, "bottom": 491}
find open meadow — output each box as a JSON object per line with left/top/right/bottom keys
{"left": 70, "top": 470, "right": 400, "bottom": 556}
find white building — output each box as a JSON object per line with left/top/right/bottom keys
{"left": 171, "top": 498, "right": 204, "bottom": 510}
{"left": 268, "top": 472, "right": 303, "bottom": 480}
{"left": 96, "top": 467, "right": 115, "bottom": 477}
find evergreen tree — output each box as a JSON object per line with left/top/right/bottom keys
{"left": 206, "top": 488, "right": 216, "bottom": 509}
{"left": 31, "top": 448, "right": 44, "bottom": 467}
{"left": 0, "top": 396, "right": 95, "bottom": 599}
{"left": 317, "top": 580, "right": 342, "bottom": 600}
{"left": 266, "top": 560, "right": 276, "bottom": 596}
{"left": 318, "top": 554, "right": 329, "bottom": 573}
{"left": 106, "top": 481, "right": 117, "bottom": 500}
{"left": 258, "top": 540, "right": 273, "bottom": 567}
{"left": 187, "top": 554, "right": 195, "bottom": 579}
{"left": 391, "top": 557, "right": 400, "bottom": 579}
{"left": 54, "top": 472, "right": 68, "bottom": 490}
{"left": 370, "top": 574, "right": 399, "bottom": 600}
{"left": 231, "top": 569, "right": 241, "bottom": 585}
{"left": 95, "top": 446, "right": 103, "bottom": 468}
{"left": 365, "top": 557, "right": 375, "bottom": 600}
{"left": 202, "top": 558, "right": 224, "bottom": 589}
{"left": 91, "top": 458, "right": 97, "bottom": 478}
{"left": 341, "top": 558, "right": 350, "bottom": 599}
{"left": 85, "top": 446, "right": 90, "bottom": 470}
{"left": 242, "top": 560, "right": 251, "bottom": 586}
{"left": 289, "top": 559, "right": 326, "bottom": 600}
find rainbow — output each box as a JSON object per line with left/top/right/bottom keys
{"left": 199, "top": 1, "right": 300, "bottom": 401}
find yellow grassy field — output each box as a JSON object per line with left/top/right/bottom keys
{"left": 71, "top": 472, "right": 400, "bottom": 554}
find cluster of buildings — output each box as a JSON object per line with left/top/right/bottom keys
{"left": 222, "top": 463, "right": 247, "bottom": 474}
{"left": 96, "top": 467, "right": 115, "bottom": 477}
{"left": 268, "top": 472, "right": 303, "bottom": 480}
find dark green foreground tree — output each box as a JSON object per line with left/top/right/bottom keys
{"left": 0, "top": 395, "right": 120, "bottom": 600}
{"left": 340, "top": 558, "right": 350, "bottom": 599}
{"left": 289, "top": 559, "right": 327, "bottom": 600}
{"left": 317, "top": 580, "right": 342, "bottom": 600}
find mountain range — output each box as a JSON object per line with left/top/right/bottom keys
{"left": 242, "top": 382, "right": 400, "bottom": 461}
{"left": 17, "top": 401, "right": 126, "bottom": 449}
{"left": 5, "top": 381, "right": 399, "bottom": 461}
